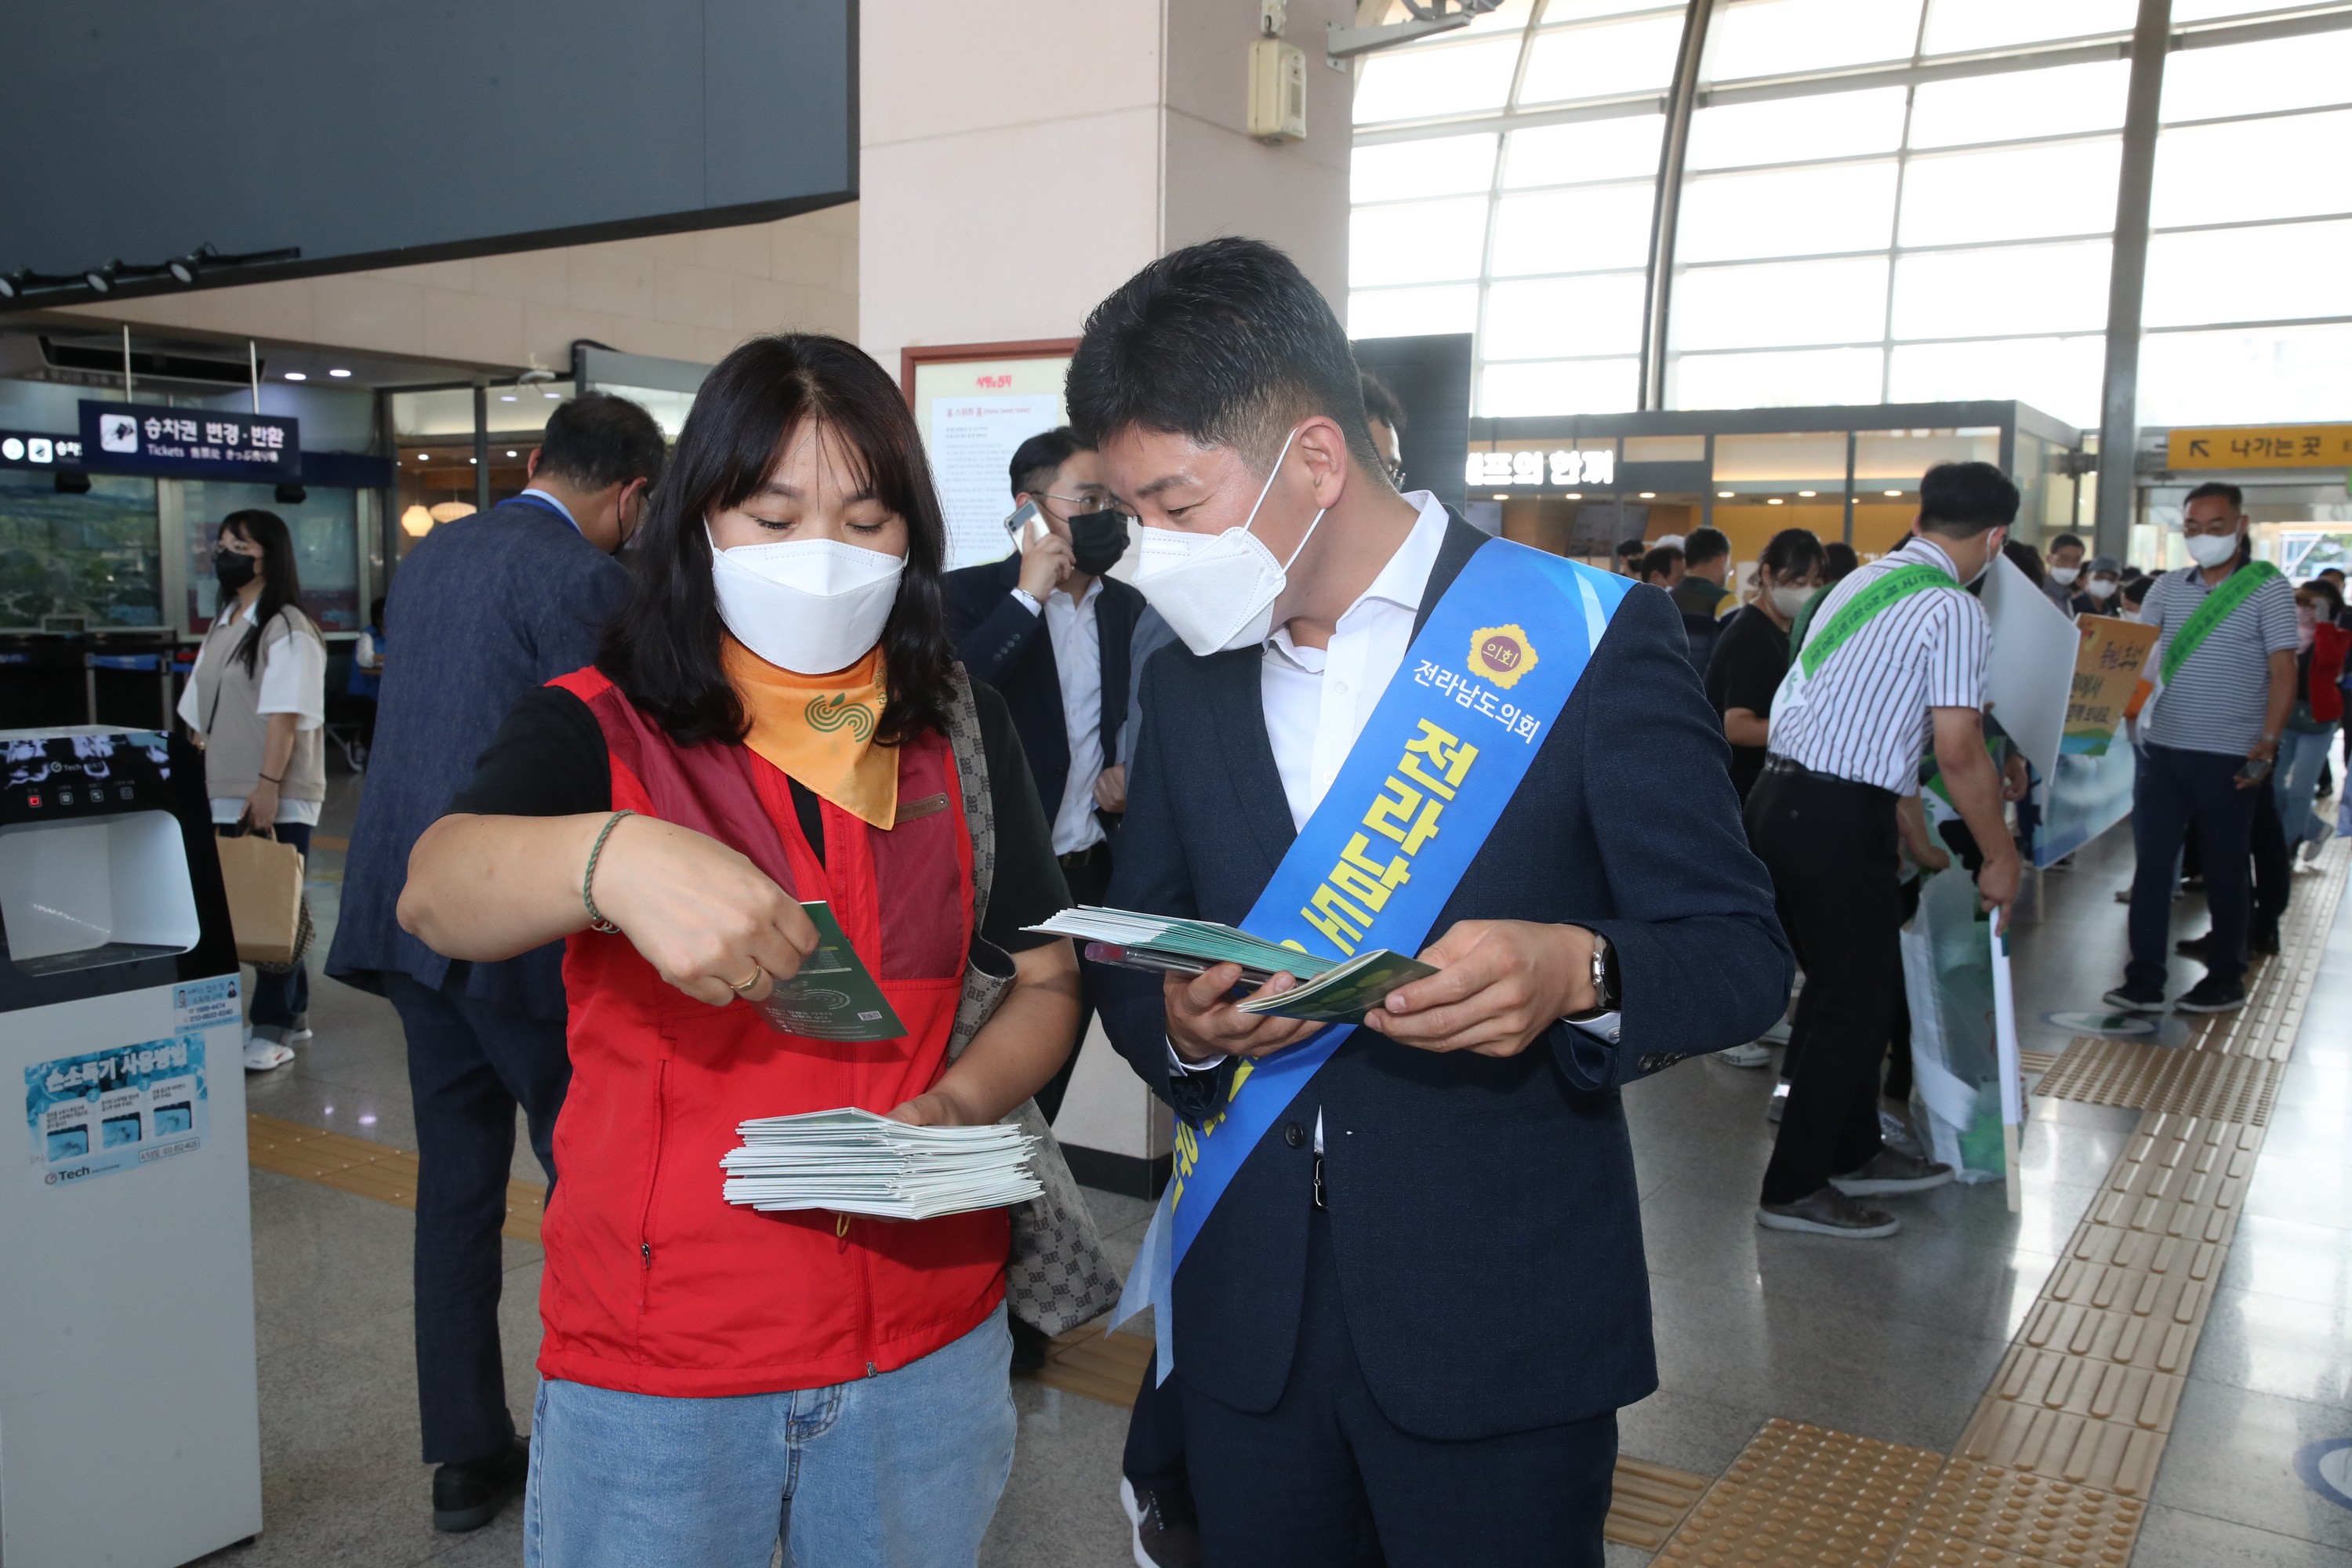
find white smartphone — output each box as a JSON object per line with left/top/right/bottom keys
{"left": 1003, "top": 499, "right": 1049, "bottom": 549}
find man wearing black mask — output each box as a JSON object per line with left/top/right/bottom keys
{"left": 944, "top": 427, "right": 1146, "bottom": 1130}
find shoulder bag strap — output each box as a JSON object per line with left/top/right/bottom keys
{"left": 942, "top": 665, "right": 996, "bottom": 928}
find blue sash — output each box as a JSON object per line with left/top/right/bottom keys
{"left": 1114, "top": 537, "right": 1631, "bottom": 1377}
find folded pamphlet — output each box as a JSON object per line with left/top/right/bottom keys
{"left": 721, "top": 1107, "right": 1042, "bottom": 1221}
{"left": 1026, "top": 906, "right": 1436, "bottom": 1025}
{"left": 752, "top": 902, "right": 908, "bottom": 1043}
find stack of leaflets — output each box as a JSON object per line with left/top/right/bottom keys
{"left": 1025, "top": 906, "right": 1437, "bottom": 1024}
{"left": 720, "top": 1108, "right": 1042, "bottom": 1221}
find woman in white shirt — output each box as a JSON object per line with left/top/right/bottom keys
{"left": 176, "top": 510, "right": 328, "bottom": 1069}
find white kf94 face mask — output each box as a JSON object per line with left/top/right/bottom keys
{"left": 2183, "top": 530, "right": 2241, "bottom": 568}
{"left": 707, "top": 527, "right": 906, "bottom": 674}
{"left": 1131, "top": 425, "right": 1327, "bottom": 656}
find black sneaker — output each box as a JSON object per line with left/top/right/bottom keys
{"left": 2175, "top": 932, "right": 2212, "bottom": 960}
{"left": 1121, "top": 1478, "right": 1202, "bottom": 1568}
{"left": 432, "top": 1436, "right": 528, "bottom": 1533}
{"left": 2176, "top": 977, "right": 2247, "bottom": 1014}
{"left": 2102, "top": 982, "right": 2168, "bottom": 1014}
{"left": 2251, "top": 926, "right": 2281, "bottom": 957}
{"left": 1830, "top": 1147, "right": 1955, "bottom": 1196}
{"left": 1756, "top": 1187, "right": 1900, "bottom": 1239}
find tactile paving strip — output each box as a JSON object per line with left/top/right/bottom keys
{"left": 245, "top": 1112, "right": 546, "bottom": 1243}
{"left": 1655, "top": 1418, "right": 1946, "bottom": 1568}
{"left": 2032, "top": 1040, "right": 2282, "bottom": 1122}
{"left": 1911, "top": 1459, "right": 2147, "bottom": 1565}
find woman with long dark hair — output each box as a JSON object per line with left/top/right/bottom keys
{"left": 177, "top": 507, "right": 327, "bottom": 1070}
{"left": 397, "top": 334, "right": 1084, "bottom": 1566}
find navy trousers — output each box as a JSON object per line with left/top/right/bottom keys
{"left": 1179, "top": 1207, "right": 1616, "bottom": 1567}
{"left": 2129, "top": 744, "right": 2257, "bottom": 992}
{"left": 382, "top": 970, "right": 569, "bottom": 1465}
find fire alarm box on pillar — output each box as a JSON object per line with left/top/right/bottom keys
{"left": 1247, "top": 38, "right": 1307, "bottom": 143}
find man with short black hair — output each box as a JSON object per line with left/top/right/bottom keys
{"left": 1752, "top": 461, "right": 2022, "bottom": 1239}
{"left": 2044, "top": 532, "right": 2089, "bottom": 614}
{"left": 1615, "top": 535, "right": 1646, "bottom": 577}
{"left": 1069, "top": 236, "right": 1788, "bottom": 1566}
{"left": 1640, "top": 543, "right": 1685, "bottom": 588}
{"left": 2103, "top": 481, "right": 2297, "bottom": 1016}
{"left": 328, "top": 390, "right": 666, "bottom": 1532}
{"left": 1671, "top": 525, "right": 1734, "bottom": 666}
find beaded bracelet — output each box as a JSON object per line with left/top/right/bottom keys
{"left": 583, "top": 809, "right": 634, "bottom": 933}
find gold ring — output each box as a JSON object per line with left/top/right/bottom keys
{"left": 728, "top": 964, "right": 765, "bottom": 995}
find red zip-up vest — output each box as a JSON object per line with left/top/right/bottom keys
{"left": 535, "top": 667, "right": 1007, "bottom": 1397}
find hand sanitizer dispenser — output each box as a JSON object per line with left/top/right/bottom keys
{"left": 0, "top": 727, "right": 263, "bottom": 1567}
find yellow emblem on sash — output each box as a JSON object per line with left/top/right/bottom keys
{"left": 1468, "top": 622, "right": 1537, "bottom": 690}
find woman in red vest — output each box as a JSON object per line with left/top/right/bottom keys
{"left": 397, "top": 334, "right": 1080, "bottom": 1568}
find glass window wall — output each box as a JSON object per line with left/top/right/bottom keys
{"left": 1349, "top": 0, "right": 2352, "bottom": 429}
{"left": 183, "top": 482, "right": 361, "bottom": 634}
{"left": 0, "top": 470, "right": 162, "bottom": 630}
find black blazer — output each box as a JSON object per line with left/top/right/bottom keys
{"left": 1095, "top": 514, "right": 1791, "bottom": 1439}
{"left": 941, "top": 553, "right": 1146, "bottom": 826}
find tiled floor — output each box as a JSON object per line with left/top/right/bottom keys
{"left": 195, "top": 769, "right": 2352, "bottom": 1566}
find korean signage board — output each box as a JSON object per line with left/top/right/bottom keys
{"left": 0, "top": 430, "right": 86, "bottom": 471}
{"left": 78, "top": 400, "right": 299, "bottom": 480}
{"left": 2165, "top": 423, "right": 2352, "bottom": 470}
{"left": 1465, "top": 448, "right": 1617, "bottom": 489}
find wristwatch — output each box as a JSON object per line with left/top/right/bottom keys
{"left": 1565, "top": 930, "right": 1620, "bottom": 1020}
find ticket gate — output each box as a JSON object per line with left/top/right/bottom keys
{"left": 0, "top": 726, "right": 262, "bottom": 1566}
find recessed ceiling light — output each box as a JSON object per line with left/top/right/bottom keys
{"left": 1884, "top": 488, "right": 1902, "bottom": 496}
{"left": 1718, "top": 490, "right": 1733, "bottom": 499}
{"left": 328, "top": 368, "right": 351, "bottom": 378}
{"left": 416, "top": 454, "right": 427, "bottom": 461}
{"left": 1566, "top": 492, "right": 1583, "bottom": 500}
{"left": 506, "top": 449, "right": 517, "bottom": 457}
{"left": 500, "top": 394, "right": 517, "bottom": 401}
{"left": 470, "top": 457, "right": 478, "bottom": 465}
{"left": 1766, "top": 497, "right": 1784, "bottom": 506}
{"left": 544, "top": 390, "right": 561, "bottom": 399}
{"left": 283, "top": 371, "right": 306, "bottom": 381}
{"left": 1797, "top": 490, "right": 1817, "bottom": 497}
{"left": 1491, "top": 492, "right": 1508, "bottom": 500}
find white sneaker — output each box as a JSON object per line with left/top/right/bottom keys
{"left": 1759, "top": 1017, "right": 1794, "bottom": 1046}
{"left": 243, "top": 1039, "right": 295, "bottom": 1071}
{"left": 1718, "top": 1041, "right": 1773, "bottom": 1069}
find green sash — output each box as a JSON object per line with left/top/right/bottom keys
{"left": 1797, "top": 564, "right": 1958, "bottom": 678}
{"left": 2159, "top": 560, "right": 2281, "bottom": 688}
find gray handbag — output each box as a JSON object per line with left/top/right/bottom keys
{"left": 941, "top": 668, "right": 1123, "bottom": 1335}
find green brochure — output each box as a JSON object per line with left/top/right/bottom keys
{"left": 753, "top": 902, "right": 907, "bottom": 1042}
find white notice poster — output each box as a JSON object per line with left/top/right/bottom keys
{"left": 927, "top": 394, "right": 1063, "bottom": 568}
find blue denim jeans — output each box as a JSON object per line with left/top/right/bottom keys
{"left": 524, "top": 1304, "right": 1015, "bottom": 1568}
{"left": 2274, "top": 725, "right": 2339, "bottom": 845}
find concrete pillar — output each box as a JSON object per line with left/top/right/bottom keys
{"left": 858, "top": 0, "right": 1353, "bottom": 1193}
{"left": 858, "top": 0, "right": 1352, "bottom": 359}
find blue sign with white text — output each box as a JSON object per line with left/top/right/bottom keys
{"left": 79, "top": 400, "right": 299, "bottom": 479}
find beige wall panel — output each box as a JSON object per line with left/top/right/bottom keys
{"left": 859, "top": 0, "right": 1162, "bottom": 151}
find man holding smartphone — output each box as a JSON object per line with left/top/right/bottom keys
{"left": 2106, "top": 482, "right": 2299, "bottom": 1016}
{"left": 942, "top": 427, "right": 1147, "bottom": 1121}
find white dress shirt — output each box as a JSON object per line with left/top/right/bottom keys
{"left": 1036, "top": 576, "right": 1108, "bottom": 855}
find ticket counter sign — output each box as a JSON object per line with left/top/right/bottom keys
{"left": 78, "top": 399, "right": 299, "bottom": 480}
{"left": 2167, "top": 423, "right": 2352, "bottom": 470}
{"left": 2064, "top": 617, "right": 2158, "bottom": 756}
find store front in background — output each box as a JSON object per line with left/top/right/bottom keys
{"left": 1464, "top": 398, "right": 2081, "bottom": 574}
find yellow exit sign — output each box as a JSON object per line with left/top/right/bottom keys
{"left": 2168, "top": 423, "right": 2352, "bottom": 469}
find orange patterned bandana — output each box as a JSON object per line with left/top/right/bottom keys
{"left": 721, "top": 637, "right": 898, "bottom": 829}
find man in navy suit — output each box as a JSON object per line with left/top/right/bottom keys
{"left": 326, "top": 391, "right": 665, "bottom": 1534}
{"left": 942, "top": 427, "right": 1145, "bottom": 1128}
{"left": 1069, "top": 238, "right": 1790, "bottom": 1566}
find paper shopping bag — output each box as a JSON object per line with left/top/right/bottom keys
{"left": 216, "top": 829, "right": 305, "bottom": 967}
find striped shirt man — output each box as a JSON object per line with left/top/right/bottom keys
{"left": 1766, "top": 535, "right": 1991, "bottom": 794}
{"left": 2138, "top": 563, "right": 2299, "bottom": 756}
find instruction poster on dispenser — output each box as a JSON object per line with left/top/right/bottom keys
{"left": 24, "top": 1036, "right": 208, "bottom": 1189}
